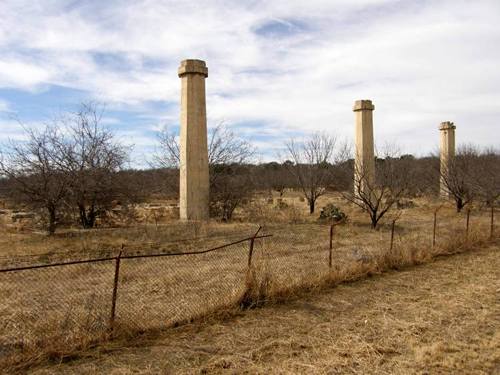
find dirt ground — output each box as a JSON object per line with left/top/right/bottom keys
{"left": 26, "top": 244, "right": 500, "bottom": 375}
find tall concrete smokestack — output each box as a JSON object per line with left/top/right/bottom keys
{"left": 439, "top": 121, "right": 456, "bottom": 198}
{"left": 178, "top": 59, "right": 210, "bottom": 220}
{"left": 353, "top": 99, "right": 375, "bottom": 199}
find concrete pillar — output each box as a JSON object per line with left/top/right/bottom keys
{"left": 353, "top": 100, "right": 375, "bottom": 199}
{"left": 439, "top": 121, "right": 456, "bottom": 198}
{"left": 178, "top": 59, "right": 210, "bottom": 220}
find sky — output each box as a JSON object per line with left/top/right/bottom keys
{"left": 0, "top": 0, "right": 499, "bottom": 167}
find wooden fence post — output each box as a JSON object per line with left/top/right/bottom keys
{"left": 432, "top": 210, "right": 437, "bottom": 248}
{"left": 390, "top": 219, "right": 396, "bottom": 252}
{"left": 247, "top": 226, "right": 262, "bottom": 268}
{"left": 109, "top": 249, "right": 122, "bottom": 333}
{"left": 329, "top": 224, "right": 334, "bottom": 268}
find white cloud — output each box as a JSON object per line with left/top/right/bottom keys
{"left": 0, "top": 59, "right": 53, "bottom": 90}
{"left": 0, "top": 99, "right": 10, "bottom": 112}
{"left": 0, "top": 119, "right": 33, "bottom": 142}
{"left": 0, "top": 0, "right": 499, "bottom": 159}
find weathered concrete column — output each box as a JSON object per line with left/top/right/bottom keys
{"left": 178, "top": 59, "right": 209, "bottom": 220}
{"left": 439, "top": 121, "right": 456, "bottom": 198}
{"left": 353, "top": 100, "right": 375, "bottom": 199}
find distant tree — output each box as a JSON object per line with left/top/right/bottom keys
{"left": 118, "top": 168, "right": 176, "bottom": 200}
{"left": 0, "top": 126, "right": 69, "bottom": 234}
{"left": 210, "top": 164, "right": 254, "bottom": 221}
{"left": 155, "top": 122, "right": 254, "bottom": 169}
{"left": 154, "top": 129, "right": 180, "bottom": 169}
{"left": 282, "top": 132, "right": 341, "bottom": 214}
{"left": 254, "top": 162, "right": 296, "bottom": 196}
{"left": 439, "top": 145, "right": 479, "bottom": 212}
{"left": 469, "top": 147, "right": 500, "bottom": 208}
{"left": 410, "top": 155, "right": 439, "bottom": 197}
{"left": 0, "top": 176, "right": 9, "bottom": 200}
{"left": 327, "top": 143, "right": 354, "bottom": 192}
{"left": 343, "top": 144, "right": 411, "bottom": 229}
{"left": 155, "top": 122, "right": 256, "bottom": 220}
{"left": 332, "top": 153, "right": 438, "bottom": 198}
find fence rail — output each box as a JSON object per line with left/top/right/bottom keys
{"left": 0, "top": 234, "right": 273, "bottom": 274}
{"left": 0, "top": 208, "right": 497, "bottom": 364}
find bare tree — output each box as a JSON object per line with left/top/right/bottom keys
{"left": 155, "top": 122, "right": 254, "bottom": 168}
{"left": 210, "top": 165, "right": 254, "bottom": 221}
{"left": 0, "top": 103, "right": 134, "bottom": 232}
{"left": 54, "top": 103, "right": 132, "bottom": 228}
{"left": 282, "top": 132, "right": 339, "bottom": 214}
{"left": 343, "top": 144, "right": 411, "bottom": 229}
{"left": 154, "top": 122, "right": 256, "bottom": 219}
{"left": 327, "top": 142, "right": 354, "bottom": 192}
{"left": 154, "top": 129, "right": 180, "bottom": 169}
{"left": 439, "top": 145, "right": 479, "bottom": 212}
{"left": 0, "top": 126, "right": 69, "bottom": 234}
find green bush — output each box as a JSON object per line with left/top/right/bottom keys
{"left": 319, "top": 203, "right": 347, "bottom": 223}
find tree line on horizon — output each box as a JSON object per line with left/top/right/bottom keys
{"left": 0, "top": 102, "right": 498, "bottom": 233}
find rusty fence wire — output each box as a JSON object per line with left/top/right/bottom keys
{"left": 0, "top": 208, "right": 496, "bottom": 362}
{"left": 0, "top": 231, "right": 270, "bottom": 360}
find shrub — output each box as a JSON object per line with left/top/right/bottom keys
{"left": 319, "top": 203, "right": 347, "bottom": 223}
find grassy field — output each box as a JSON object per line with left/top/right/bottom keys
{"left": 0, "top": 193, "right": 489, "bottom": 265}
{"left": 25, "top": 242, "right": 500, "bottom": 374}
{"left": 0, "top": 193, "right": 497, "bottom": 372}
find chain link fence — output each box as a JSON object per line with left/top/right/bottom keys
{"left": 0, "top": 232, "right": 270, "bottom": 361}
{"left": 0, "top": 208, "right": 496, "bottom": 363}
{"left": 115, "top": 239, "right": 252, "bottom": 331}
{"left": 0, "top": 259, "right": 114, "bottom": 358}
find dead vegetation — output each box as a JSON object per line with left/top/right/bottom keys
{"left": 0, "top": 194, "right": 497, "bottom": 373}
{"left": 24, "top": 240, "right": 500, "bottom": 375}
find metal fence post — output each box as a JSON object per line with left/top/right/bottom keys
{"left": 248, "top": 237, "right": 255, "bottom": 268}
{"left": 109, "top": 250, "right": 122, "bottom": 333}
{"left": 491, "top": 206, "right": 495, "bottom": 239}
{"left": 390, "top": 219, "right": 396, "bottom": 252}
{"left": 466, "top": 209, "right": 471, "bottom": 241}
{"left": 432, "top": 210, "right": 437, "bottom": 248}
{"left": 329, "top": 224, "right": 334, "bottom": 268}
{"left": 247, "top": 226, "right": 262, "bottom": 268}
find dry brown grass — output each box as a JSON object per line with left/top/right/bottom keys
{"left": 0, "top": 221, "right": 258, "bottom": 268}
{"left": 0, "top": 194, "right": 497, "bottom": 373}
{"left": 240, "top": 221, "right": 493, "bottom": 308}
{"left": 25, "top": 242, "right": 500, "bottom": 375}
{"left": 0, "top": 192, "right": 484, "bottom": 262}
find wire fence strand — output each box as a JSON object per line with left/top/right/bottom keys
{"left": 0, "top": 209, "right": 496, "bottom": 363}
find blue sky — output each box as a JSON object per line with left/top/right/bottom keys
{"left": 1, "top": 0, "right": 499, "bottom": 167}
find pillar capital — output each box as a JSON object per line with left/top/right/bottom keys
{"left": 439, "top": 121, "right": 456, "bottom": 131}
{"left": 353, "top": 99, "right": 375, "bottom": 112}
{"left": 178, "top": 59, "right": 208, "bottom": 78}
